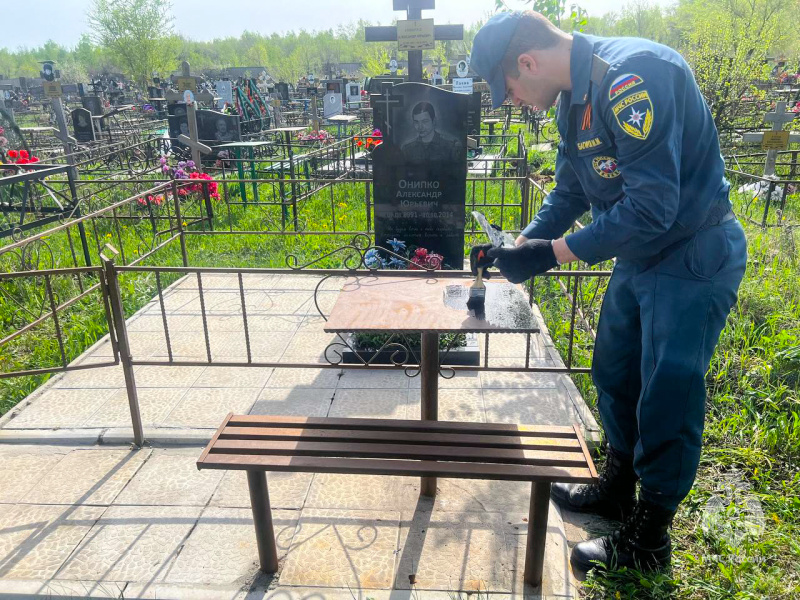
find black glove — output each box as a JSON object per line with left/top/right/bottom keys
{"left": 486, "top": 239, "right": 558, "bottom": 283}
{"left": 469, "top": 244, "right": 495, "bottom": 279}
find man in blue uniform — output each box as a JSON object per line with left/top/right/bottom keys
{"left": 469, "top": 11, "right": 747, "bottom": 576}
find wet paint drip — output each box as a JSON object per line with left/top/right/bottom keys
{"left": 444, "top": 283, "right": 537, "bottom": 330}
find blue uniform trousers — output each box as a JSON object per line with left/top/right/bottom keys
{"left": 592, "top": 217, "right": 747, "bottom": 510}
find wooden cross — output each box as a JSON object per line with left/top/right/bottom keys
{"left": 742, "top": 102, "right": 800, "bottom": 176}
{"left": 166, "top": 61, "right": 215, "bottom": 105}
{"left": 178, "top": 101, "right": 212, "bottom": 166}
{"left": 365, "top": 0, "right": 463, "bottom": 83}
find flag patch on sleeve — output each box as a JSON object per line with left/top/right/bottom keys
{"left": 608, "top": 73, "right": 644, "bottom": 100}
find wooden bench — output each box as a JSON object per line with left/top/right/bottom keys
{"left": 197, "top": 414, "right": 597, "bottom": 587}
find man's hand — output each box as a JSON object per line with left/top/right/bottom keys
{"left": 469, "top": 244, "right": 495, "bottom": 278}
{"left": 486, "top": 239, "right": 558, "bottom": 283}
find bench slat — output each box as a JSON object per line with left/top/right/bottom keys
{"left": 227, "top": 415, "right": 576, "bottom": 437}
{"left": 209, "top": 439, "right": 588, "bottom": 466}
{"left": 219, "top": 426, "right": 583, "bottom": 451}
{"left": 199, "top": 453, "right": 595, "bottom": 483}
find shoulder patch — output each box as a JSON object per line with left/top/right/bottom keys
{"left": 592, "top": 156, "right": 620, "bottom": 178}
{"left": 611, "top": 90, "right": 653, "bottom": 140}
{"left": 609, "top": 73, "right": 644, "bottom": 100}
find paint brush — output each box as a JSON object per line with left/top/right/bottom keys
{"left": 467, "top": 250, "right": 487, "bottom": 313}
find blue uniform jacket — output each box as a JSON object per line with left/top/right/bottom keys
{"left": 521, "top": 33, "right": 731, "bottom": 265}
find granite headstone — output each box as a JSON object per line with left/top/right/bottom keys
{"left": 71, "top": 107, "right": 95, "bottom": 142}
{"left": 371, "top": 82, "right": 468, "bottom": 269}
{"left": 196, "top": 109, "right": 241, "bottom": 143}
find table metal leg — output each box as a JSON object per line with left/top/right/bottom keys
{"left": 524, "top": 481, "right": 551, "bottom": 587}
{"left": 420, "top": 331, "right": 439, "bottom": 497}
{"left": 247, "top": 470, "right": 279, "bottom": 573}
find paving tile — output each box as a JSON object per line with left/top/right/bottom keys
{"left": 272, "top": 274, "right": 346, "bottom": 292}
{"left": 279, "top": 508, "right": 400, "bottom": 589}
{"left": 310, "top": 291, "right": 340, "bottom": 316}
{"left": 305, "top": 474, "right": 411, "bottom": 511}
{"left": 250, "top": 388, "right": 333, "bottom": 417}
{"left": 265, "top": 367, "right": 341, "bottom": 388}
{"left": 193, "top": 366, "right": 274, "bottom": 388}
{"left": 164, "top": 387, "right": 260, "bottom": 427}
{"left": 0, "top": 446, "right": 69, "bottom": 503}
{"left": 409, "top": 369, "right": 481, "bottom": 389}
{"left": 281, "top": 332, "right": 341, "bottom": 360}
{"left": 134, "top": 365, "right": 206, "bottom": 388}
{"left": 5, "top": 389, "right": 116, "bottom": 428}
{"left": 85, "top": 388, "right": 187, "bottom": 428}
{"left": 249, "top": 292, "right": 314, "bottom": 316}
{"left": 397, "top": 478, "right": 532, "bottom": 514}
{"left": 56, "top": 505, "right": 201, "bottom": 583}
{"left": 394, "top": 509, "right": 518, "bottom": 592}
{"left": 207, "top": 331, "right": 293, "bottom": 360}
{"left": 113, "top": 448, "right": 224, "bottom": 507}
{"left": 480, "top": 333, "right": 546, "bottom": 359}
{"left": 0, "top": 504, "right": 105, "bottom": 579}
{"left": 211, "top": 471, "right": 314, "bottom": 510}
{"left": 328, "top": 389, "right": 408, "bottom": 419}
{"left": 166, "top": 507, "right": 299, "bottom": 585}
{"left": 482, "top": 388, "right": 580, "bottom": 427}
{"left": 479, "top": 364, "right": 561, "bottom": 389}
{"left": 25, "top": 448, "right": 151, "bottom": 506}
{"left": 52, "top": 366, "right": 130, "bottom": 389}
{"left": 404, "top": 389, "right": 485, "bottom": 422}
{"left": 507, "top": 502, "right": 576, "bottom": 598}
{"left": 126, "top": 314, "right": 198, "bottom": 333}
{"left": 336, "top": 369, "right": 411, "bottom": 389}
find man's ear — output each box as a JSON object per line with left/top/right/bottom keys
{"left": 518, "top": 52, "right": 538, "bottom": 75}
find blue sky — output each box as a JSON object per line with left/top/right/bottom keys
{"left": 1, "top": 0, "right": 668, "bottom": 51}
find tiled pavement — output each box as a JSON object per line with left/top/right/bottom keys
{"left": 0, "top": 273, "right": 601, "bottom": 599}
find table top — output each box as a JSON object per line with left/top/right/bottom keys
{"left": 267, "top": 127, "right": 306, "bottom": 133}
{"left": 328, "top": 115, "right": 358, "bottom": 122}
{"left": 20, "top": 126, "right": 57, "bottom": 133}
{"left": 484, "top": 118, "right": 502, "bottom": 124}
{"left": 217, "top": 141, "right": 274, "bottom": 148}
{"left": 323, "top": 276, "right": 540, "bottom": 334}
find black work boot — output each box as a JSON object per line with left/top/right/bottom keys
{"left": 570, "top": 497, "right": 675, "bottom": 577}
{"left": 551, "top": 445, "right": 637, "bottom": 521}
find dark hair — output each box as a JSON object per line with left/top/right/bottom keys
{"left": 501, "top": 11, "right": 562, "bottom": 79}
{"left": 411, "top": 101, "right": 435, "bottom": 121}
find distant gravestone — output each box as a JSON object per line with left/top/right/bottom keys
{"left": 276, "top": 82, "right": 290, "bottom": 101}
{"left": 466, "top": 91, "right": 482, "bottom": 137}
{"left": 71, "top": 107, "right": 95, "bottom": 142}
{"left": 346, "top": 82, "right": 362, "bottom": 106}
{"left": 215, "top": 80, "right": 233, "bottom": 109}
{"left": 323, "top": 90, "right": 343, "bottom": 118}
{"left": 168, "top": 104, "right": 189, "bottom": 149}
{"left": 372, "top": 82, "right": 468, "bottom": 268}
{"left": 82, "top": 95, "right": 103, "bottom": 116}
{"left": 196, "top": 109, "right": 241, "bottom": 143}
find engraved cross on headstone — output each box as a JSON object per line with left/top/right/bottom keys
{"left": 377, "top": 82, "right": 404, "bottom": 140}
{"left": 742, "top": 102, "right": 800, "bottom": 176}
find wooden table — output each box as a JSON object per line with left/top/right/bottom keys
{"left": 327, "top": 114, "right": 358, "bottom": 138}
{"left": 324, "top": 275, "right": 540, "bottom": 496}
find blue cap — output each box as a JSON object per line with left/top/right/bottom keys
{"left": 469, "top": 11, "right": 523, "bottom": 109}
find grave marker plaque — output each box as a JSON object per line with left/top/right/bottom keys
{"left": 71, "top": 107, "right": 95, "bottom": 142}
{"left": 323, "top": 91, "right": 343, "bottom": 118}
{"left": 372, "top": 82, "right": 468, "bottom": 268}
{"left": 466, "top": 91, "right": 481, "bottom": 136}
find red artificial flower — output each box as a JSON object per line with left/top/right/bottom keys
{"left": 357, "top": 140, "right": 363, "bottom": 147}
{"left": 415, "top": 248, "right": 428, "bottom": 258}
{"left": 16, "top": 158, "right": 29, "bottom": 165}
{"left": 7, "top": 150, "right": 17, "bottom": 159}
{"left": 29, "top": 157, "right": 39, "bottom": 163}
{"left": 19, "top": 150, "right": 29, "bottom": 159}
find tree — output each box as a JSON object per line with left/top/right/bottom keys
{"left": 87, "top": 0, "right": 179, "bottom": 87}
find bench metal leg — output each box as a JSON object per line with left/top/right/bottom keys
{"left": 524, "top": 481, "right": 551, "bottom": 587}
{"left": 247, "top": 470, "right": 279, "bottom": 573}
{"left": 420, "top": 331, "right": 439, "bottom": 497}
